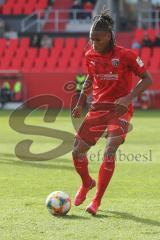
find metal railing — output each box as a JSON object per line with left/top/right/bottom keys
{"left": 21, "top": 9, "right": 93, "bottom": 32}
{"left": 138, "top": 9, "right": 160, "bottom": 29}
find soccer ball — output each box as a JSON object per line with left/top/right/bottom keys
{"left": 45, "top": 191, "right": 71, "bottom": 216}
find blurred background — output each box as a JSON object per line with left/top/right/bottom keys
{"left": 0, "top": 0, "right": 159, "bottom": 110}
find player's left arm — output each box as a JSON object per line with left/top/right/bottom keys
{"left": 115, "top": 70, "right": 152, "bottom": 108}
{"left": 129, "top": 70, "right": 152, "bottom": 99}
{"left": 115, "top": 51, "right": 152, "bottom": 109}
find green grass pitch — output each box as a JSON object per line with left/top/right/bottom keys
{"left": 0, "top": 109, "right": 160, "bottom": 240}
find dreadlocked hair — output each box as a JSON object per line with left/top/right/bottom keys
{"left": 91, "top": 6, "right": 115, "bottom": 48}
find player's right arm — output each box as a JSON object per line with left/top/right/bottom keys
{"left": 72, "top": 75, "right": 93, "bottom": 118}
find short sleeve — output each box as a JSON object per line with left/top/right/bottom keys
{"left": 126, "top": 50, "right": 146, "bottom": 76}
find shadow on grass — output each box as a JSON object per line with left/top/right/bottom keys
{"left": 93, "top": 214, "right": 109, "bottom": 219}
{"left": 107, "top": 211, "right": 160, "bottom": 227}
{"left": 56, "top": 214, "right": 89, "bottom": 220}
{"left": 0, "top": 153, "right": 73, "bottom": 171}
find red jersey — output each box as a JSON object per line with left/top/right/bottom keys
{"left": 85, "top": 45, "right": 146, "bottom": 103}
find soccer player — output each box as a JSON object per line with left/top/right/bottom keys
{"left": 72, "top": 8, "right": 152, "bottom": 215}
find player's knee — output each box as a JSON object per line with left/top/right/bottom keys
{"left": 72, "top": 147, "right": 79, "bottom": 159}
{"left": 104, "top": 145, "right": 117, "bottom": 157}
{"left": 104, "top": 138, "right": 123, "bottom": 157}
{"left": 72, "top": 147, "right": 86, "bottom": 160}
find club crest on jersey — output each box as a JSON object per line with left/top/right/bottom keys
{"left": 111, "top": 58, "right": 119, "bottom": 67}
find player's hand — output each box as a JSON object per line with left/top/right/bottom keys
{"left": 114, "top": 94, "right": 132, "bottom": 115}
{"left": 72, "top": 105, "right": 82, "bottom": 118}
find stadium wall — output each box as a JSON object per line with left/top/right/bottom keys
{"left": 23, "top": 72, "right": 160, "bottom": 109}
{"left": 23, "top": 72, "right": 75, "bottom": 109}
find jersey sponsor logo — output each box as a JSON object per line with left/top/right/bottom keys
{"left": 95, "top": 73, "right": 118, "bottom": 81}
{"left": 136, "top": 57, "right": 144, "bottom": 67}
{"left": 111, "top": 58, "right": 119, "bottom": 67}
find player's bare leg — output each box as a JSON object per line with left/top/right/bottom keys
{"left": 86, "top": 134, "right": 124, "bottom": 215}
{"left": 72, "top": 138, "right": 96, "bottom": 206}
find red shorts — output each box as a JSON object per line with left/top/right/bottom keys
{"left": 76, "top": 105, "right": 133, "bottom": 146}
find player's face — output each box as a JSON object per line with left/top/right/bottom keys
{"left": 90, "top": 30, "right": 111, "bottom": 54}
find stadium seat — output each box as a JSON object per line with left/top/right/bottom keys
{"left": 38, "top": 48, "right": 50, "bottom": 59}
{"left": 65, "top": 38, "right": 76, "bottom": 49}
{"left": 32, "top": 57, "right": 47, "bottom": 72}
{"left": 0, "top": 38, "right": 7, "bottom": 56}
{"left": 149, "top": 47, "right": 160, "bottom": 71}
{"left": 45, "top": 57, "right": 58, "bottom": 71}
{"left": 140, "top": 47, "right": 151, "bottom": 67}
{"left": 13, "top": 4, "right": 25, "bottom": 15}
{"left": 22, "top": 58, "right": 35, "bottom": 72}
{"left": 69, "top": 48, "right": 84, "bottom": 72}
{"left": 22, "top": 48, "right": 38, "bottom": 71}
{"left": 54, "top": 38, "right": 64, "bottom": 49}
{"left": 80, "top": 57, "right": 87, "bottom": 73}
{"left": 26, "top": 48, "right": 38, "bottom": 58}
{"left": 147, "top": 28, "right": 156, "bottom": 41}
{"left": 0, "top": 54, "right": 13, "bottom": 69}
{"left": 2, "top": 0, "right": 49, "bottom": 15}
{"left": 12, "top": 48, "right": 27, "bottom": 69}
{"left": 77, "top": 38, "right": 87, "bottom": 49}
{"left": 8, "top": 39, "right": 19, "bottom": 50}
{"left": 23, "top": 2, "right": 35, "bottom": 15}
{"left": 50, "top": 46, "right": 62, "bottom": 60}
{"left": 16, "top": 47, "right": 27, "bottom": 58}
{"left": 134, "top": 28, "right": 144, "bottom": 42}
{"left": 10, "top": 57, "right": 23, "bottom": 70}
{"left": 36, "top": 0, "right": 48, "bottom": 10}
{"left": 2, "top": 3, "right": 13, "bottom": 14}
{"left": 20, "top": 38, "right": 30, "bottom": 49}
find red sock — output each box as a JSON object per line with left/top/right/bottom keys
{"left": 73, "top": 155, "right": 92, "bottom": 188}
{"left": 93, "top": 155, "right": 115, "bottom": 204}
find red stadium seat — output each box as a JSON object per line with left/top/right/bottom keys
{"left": 0, "top": 38, "right": 7, "bottom": 56}
{"left": 36, "top": 0, "right": 48, "bottom": 10}
{"left": 8, "top": 39, "right": 19, "bottom": 50}
{"left": 32, "top": 57, "right": 47, "bottom": 72}
{"left": 38, "top": 48, "right": 50, "bottom": 59}
{"left": 45, "top": 57, "right": 58, "bottom": 71}
{"left": 10, "top": 58, "right": 23, "bottom": 70}
{"left": 57, "top": 47, "right": 73, "bottom": 69}
{"left": 149, "top": 47, "right": 160, "bottom": 71}
{"left": 77, "top": 38, "right": 87, "bottom": 48}
{"left": 140, "top": 47, "right": 151, "bottom": 67}
{"left": 50, "top": 46, "right": 62, "bottom": 60}
{"left": 23, "top": 2, "right": 35, "bottom": 15}
{"left": 2, "top": 0, "right": 48, "bottom": 15}
{"left": 13, "top": 4, "right": 25, "bottom": 15}
{"left": 22, "top": 48, "right": 38, "bottom": 71}
{"left": 2, "top": 3, "right": 13, "bottom": 14}
{"left": 16, "top": 47, "right": 27, "bottom": 56}
{"left": 0, "top": 50, "right": 14, "bottom": 69}
{"left": 26, "top": 48, "right": 38, "bottom": 59}
{"left": 147, "top": 28, "right": 156, "bottom": 41}
{"left": 4, "top": 47, "right": 16, "bottom": 59}
{"left": 20, "top": 38, "right": 30, "bottom": 49}
{"left": 135, "top": 28, "right": 144, "bottom": 42}
{"left": 80, "top": 57, "right": 87, "bottom": 73}
{"left": 69, "top": 49, "right": 84, "bottom": 71}
{"left": 22, "top": 58, "right": 35, "bottom": 72}
{"left": 54, "top": 38, "right": 64, "bottom": 49}
{"left": 65, "top": 38, "right": 76, "bottom": 49}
